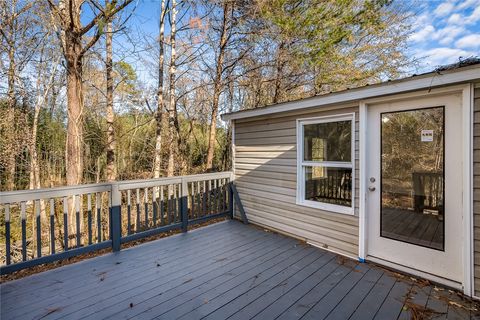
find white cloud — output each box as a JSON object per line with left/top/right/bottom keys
{"left": 434, "top": 1, "right": 456, "bottom": 17}
{"left": 419, "top": 47, "right": 474, "bottom": 66}
{"left": 410, "top": 25, "right": 436, "bottom": 43}
{"left": 447, "top": 13, "right": 463, "bottom": 25}
{"left": 409, "top": 0, "right": 479, "bottom": 72}
{"left": 433, "top": 25, "right": 466, "bottom": 45}
{"left": 455, "top": 34, "right": 480, "bottom": 48}
{"left": 445, "top": 5, "right": 480, "bottom": 26}
{"left": 466, "top": 6, "right": 480, "bottom": 24}
{"left": 456, "top": 0, "right": 480, "bottom": 10}
{"left": 414, "top": 13, "right": 432, "bottom": 28}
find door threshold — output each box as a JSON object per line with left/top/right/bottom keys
{"left": 367, "top": 255, "right": 462, "bottom": 291}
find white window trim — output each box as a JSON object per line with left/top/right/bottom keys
{"left": 296, "top": 113, "right": 356, "bottom": 215}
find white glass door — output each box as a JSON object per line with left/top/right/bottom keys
{"left": 366, "top": 94, "right": 463, "bottom": 285}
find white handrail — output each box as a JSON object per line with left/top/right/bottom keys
{"left": 0, "top": 172, "right": 233, "bottom": 204}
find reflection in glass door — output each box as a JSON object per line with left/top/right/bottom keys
{"left": 380, "top": 107, "right": 445, "bottom": 251}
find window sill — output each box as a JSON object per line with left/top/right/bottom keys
{"left": 296, "top": 199, "right": 355, "bottom": 216}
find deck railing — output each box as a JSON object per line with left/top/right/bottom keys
{"left": 0, "top": 172, "right": 237, "bottom": 274}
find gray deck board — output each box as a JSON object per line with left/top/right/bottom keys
{"left": 373, "top": 279, "right": 412, "bottom": 320}
{"left": 300, "top": 262, "right": 370, "bottom": 320}
{"left": 275, "top": 264, "right": 354, "bottom": 320}
{"left": 340, "top": 269, "right": 397, "bottom": 320}
{"left": 321, "top": 267, "right": 384, "bottom": 320}
{"left": 48, "top": 231, "right": 279, "bottom": 319}
{"left": 201, "top": 250, "right": 332, "bottom": 320}
{"left": 426, "top": 286, "right": 450, "bottom": 319}
{"left": 249, "top": 257, "right": 341, "bottom": 320}
{"left": 2, "top": 221, "right": 244, "bottom": 301}
{"left": 160, "top": 246, "right": 316, "bottom": 319}
{"left": 226, "top": 253, "right": 337, "bottom": 320}
{"left": 0, "top": 220, "right": 477, "bottom": 320}
{"left": 4, "top": 222, "right": 265, "bottom": 319}
{"left": 115, "top": 240, "right": 303, "bottom": 319}
{"left": 88, "top": 233, "right": 296, "bottom": 319}
{"left": 397, "top": 283, "right": 432, "bottom": 320}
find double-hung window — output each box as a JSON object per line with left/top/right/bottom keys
{"left": 296, "top": 113, "right": 355, "bottom": 215}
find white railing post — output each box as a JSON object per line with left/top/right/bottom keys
{"left": 229, "top": 172, "right": 234, "bottom": 219}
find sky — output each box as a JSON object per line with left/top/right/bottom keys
{"left": 408, "top": 0, "right": 480, "bottom": 72}
{"left": 110, "top": 0, "right": 480, "bottom": 83}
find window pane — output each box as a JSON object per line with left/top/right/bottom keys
{"left": 305, "top": 166, "right": 352, "bottom": 207}
{"left": 303, "top": 121, "right": 351, "bottom": 162}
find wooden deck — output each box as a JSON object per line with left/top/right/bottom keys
{"left": 1, "top": 220, "right": 478, "bottom": 320}
{"left": 382, "top": 208, "right": 444, "bottom": 250}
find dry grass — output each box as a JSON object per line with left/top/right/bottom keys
{"left": 403, "top": 299, "right": 445, "bottom": 320}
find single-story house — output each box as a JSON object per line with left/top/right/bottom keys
{"left": 221, "top": 60, "right": 480, "bottom": 298}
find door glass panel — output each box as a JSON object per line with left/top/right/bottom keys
{"left": 380, "top": 107, "right": 444, "bottom": 251}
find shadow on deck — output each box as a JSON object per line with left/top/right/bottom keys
{"left": 1, "top": 220, "right": 478, "bottom": 320}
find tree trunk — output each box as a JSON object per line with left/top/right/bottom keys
{"left": 30, "top": 50, "right": 59, "bottom": 190}
{"left": 29, "top": 98, "right": 41, "bottom": 191}
{"left": 30, "top": 93, "right": 45, "bottom": 250}
{"left": 206, "top": 1, "right": 230, "bottom": 171}
{"left": 65, "top": 34, "right": 84, "bottom": 239}
{"left": 5, "top": 24, "right": 16, "bottom": 191}
{"left": 65, "top": 33, "right": 84, "bottom": 187}
{"left": 167, "top": 0, "right": 177, "bottom": 177}
{"left": 272, "top": 41, "right": 285, "bottom": 104}
{"left": 153, "top": 0, "right": 167, "bottom": 179}
{"left": 106, "top": 21, "right": 116, "bottom": 182}
{"left": 173, "top": 104, "right": 188, "bottom": 175}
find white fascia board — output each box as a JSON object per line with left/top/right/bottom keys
{"left": 222, "top": 66, "right": 480, "bottom": 121}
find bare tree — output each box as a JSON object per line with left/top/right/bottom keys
{"left": 45, "top": 0, "right": 133, "bottom": 239}
{"left": 204, "top": 0, "right": 248, "bottom": 171}
{"left": 153, "top": 0, "right": 168, "bottom": 178}
{"left": 0, "top": 0, "right": 416, "bottom": 195}
{"left": 30, "top": 40, "right": 62, "bottom": 191}
{"left": 106, "top": 20, "right": 116, "bottom": 181}
{"left": 46, "top": 0, "right": 134, "bottom": 187}
{"left": 167, "top": 0, "right": 177, "bottom": 177}
{"left": 0, "top": 0, "right": 37, "bottom": 190}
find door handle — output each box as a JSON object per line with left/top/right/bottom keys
{"left": 368, "top": 186, "right": 376, "bottom": 192}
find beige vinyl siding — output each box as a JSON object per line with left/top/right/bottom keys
{"left": 234, "top": 106, "right": 360, "bottom": 258}
{"left": 473, "top": 85, "right": 480, "bottom": 296}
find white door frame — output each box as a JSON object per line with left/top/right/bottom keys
{"left": 358, "top": 84, "right": 473, "bottom": 296}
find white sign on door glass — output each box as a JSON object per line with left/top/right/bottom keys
{"left": 421, "top": 129, "right": 434, "bottom": 142}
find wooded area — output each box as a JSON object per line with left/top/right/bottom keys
{"left": 0, "top": 0, "right": 415, "bottom": 192}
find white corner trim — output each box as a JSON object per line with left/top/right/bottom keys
{"left": 358, "top": 102, "right": 367, "bottom": 261}
{"left": 463, "top": 83, "right": 474, "bottom": 296}
{"left": 222, "top": 66, "right": 480, "bottom": 121}
{"left": 231, "top": 120, "right": 236, "bottom": 217}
